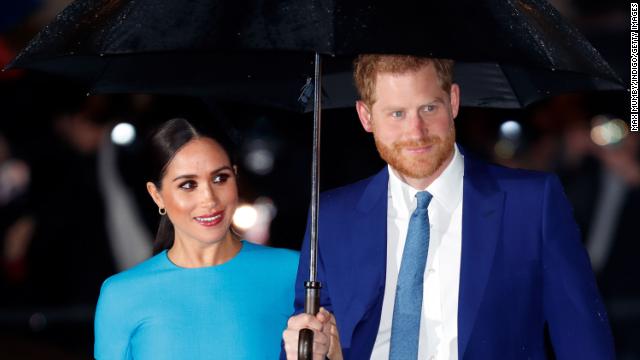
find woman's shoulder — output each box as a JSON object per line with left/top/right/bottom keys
{"left": 240, "top": 241, "right": 299, "bottom": 276}
{"left": 239, "top": 242, "right": 299, "bottom": 288}
{"left": 241, "top": 241, "right": 299, "bottom": 263}
{"left": 100, "top": 252, "right": 169, "bottom": 292}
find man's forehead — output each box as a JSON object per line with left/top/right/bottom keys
{"left": 374, "top": 68, "right": 441, "bottom": 89}
{"left": 374, "top": 63, "right": 435, "bottom": 79}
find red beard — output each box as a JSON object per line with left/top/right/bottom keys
{"left": 374, "top": 126, "right": 456, "bottom": 180}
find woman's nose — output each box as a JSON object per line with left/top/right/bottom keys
{"left": 201, "top": 183, "right": 218, "bottom": 207}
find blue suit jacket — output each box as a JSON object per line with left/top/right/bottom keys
{"left": 292, "top": 155, "right": 614, "bottom": 359}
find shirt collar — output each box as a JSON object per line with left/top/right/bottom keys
{"left": 388, "top": 144, "right": 464, "bottom": 214}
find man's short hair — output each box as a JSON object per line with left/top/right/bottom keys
{"left": 353, "top": 54, "right": 455, "bottom": 106}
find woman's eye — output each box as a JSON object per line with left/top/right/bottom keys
{"left": 179, "top": 180, "right": 197, "bottom": 190}
{"left": 213, "top": 173, "right": 230, "bottom": 184}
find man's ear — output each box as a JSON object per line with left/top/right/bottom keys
{"left": 356, "top": 100, "right": 373, "bottom": 133}
{"left": 449, "top": 83, "right": 460, "bottom": 119}
{"left": 146, "top": 182, "right": 164, "bottom": 209}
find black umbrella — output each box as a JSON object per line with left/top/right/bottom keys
{"left": 15, "top": 55, "right": 622, "bottom": 111}
{"left": 6, "top": 0, "right": 624, "bottom": 357}
{"left": 8, "top": 0, "right": 623, "bottom": 110}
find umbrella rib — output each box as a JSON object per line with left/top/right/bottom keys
{"left": 498, "top": 63, "right": 527, "bottom": 108}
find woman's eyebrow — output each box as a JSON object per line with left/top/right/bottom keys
{"left": 172, "top": 165, "right": 233, "bottom": 182}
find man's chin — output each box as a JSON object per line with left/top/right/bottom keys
{"left": 387, "top": 146, "right": 454, "bottom": 180}
{"left": 393, "top": 160, "right": 439, "bottom": 179}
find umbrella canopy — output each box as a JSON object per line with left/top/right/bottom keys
{"left": 313, "top": 62, "right": 623, "bottom": 110}
{"left": 8, "top": 0, "right": 623, "bottom": 110}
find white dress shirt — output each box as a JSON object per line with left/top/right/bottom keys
{"left": 371, "top": 145, "right": 464, "bottom": 360}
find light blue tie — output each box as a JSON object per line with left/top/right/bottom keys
{"left": 389, "top": 191, "right": 432, "bottom": 360}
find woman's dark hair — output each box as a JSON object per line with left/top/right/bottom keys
{"left": 145, "top": 118, "right": 235, "bottom": 254}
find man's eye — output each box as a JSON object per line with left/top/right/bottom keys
{"left": 391, "top": 111, "right": 404, "bottom": 118}
{"left": 213, "top": 173, "right": 230, "bottom": 184}
{"left": 421, "top": 105, "right": 437, "bottom": 113}
{"left": 179, "top": 181, "right": 197, "bottom": 190}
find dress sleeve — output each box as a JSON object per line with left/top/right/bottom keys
{"left": 94, "top": 277, "right": 134, "bottom": 360}
{"left": 541, "top": 174, "right": 615, "bottom": 359}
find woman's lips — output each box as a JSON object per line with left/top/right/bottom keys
{"left": 194, "top": 211, "right": 224, "bottom": 227}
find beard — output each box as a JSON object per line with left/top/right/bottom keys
{"left": 373, "top": 126, "right": 456, "bottom": 179}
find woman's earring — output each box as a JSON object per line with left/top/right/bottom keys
{"left": 230, "top": 224, "right": 242, "bottom": 238}
{"left": 158, "top": 207, "right": 166, "bottom": 215}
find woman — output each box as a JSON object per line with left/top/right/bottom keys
{"left": 94, "top": 118, "right": 299, "bottom": 359}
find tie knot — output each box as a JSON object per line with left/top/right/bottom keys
{"left": 415, "top": 191, "right": 432, "bottom": 210}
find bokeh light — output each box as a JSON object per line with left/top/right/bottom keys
{"left": 499, "top": 120, "right": 522, "bottom": 141}
{"left": 590, "top": 115, "right": 628, "bottom": 146}
{"left": 110, "top": 122, "right": 136, "bottom": 145}
{"left": 233, "top": 204, "right": 258, "bottom": 230}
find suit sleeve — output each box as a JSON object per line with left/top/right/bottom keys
{"left": 94, "top": 278, "right": 134, "bottom": 360}
{"left": 280, "top": 210, "right": 334, "bottom": 360}
{"left": 541, "top": 174, "right": 615, "bottom": 359}
{"left": 293, "top": 211, "right": 334, "bottom": 315}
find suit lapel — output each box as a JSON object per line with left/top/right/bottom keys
{"left": 334, "top": 160, "right": 505, "bottom": 355}
{"left": 338, "top": 168, "right": 389, "bottom": 348}
{"left": 458, "top": 157, "right": 505, "bottom": 358}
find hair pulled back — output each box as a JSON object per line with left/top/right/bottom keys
{"left": 145, "top": 118, "right": 234, "bottom": 254}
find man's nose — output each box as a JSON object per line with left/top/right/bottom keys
{"left": 406, "top": 111, "right": 427, "bottom": 138}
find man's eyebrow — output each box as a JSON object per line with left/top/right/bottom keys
{"left": 379, "top": 98, "right": 445, "bottom": 112}
{"left": 380, "top": 106, "right": 405, "bottom": 112}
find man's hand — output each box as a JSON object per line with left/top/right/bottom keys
{"left": 283, "top": 307, "right": 343, "bottom": 360}
{"left": 317, "top": 308, "right": 343, "bottom": 360}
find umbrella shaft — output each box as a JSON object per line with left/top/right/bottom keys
{"left": 309, "top": 53, "right": 321, "bottom": 282}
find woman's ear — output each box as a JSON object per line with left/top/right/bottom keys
{"left": 146, "top": 182, "right": 164, "bottom": 209}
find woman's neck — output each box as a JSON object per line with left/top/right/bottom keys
{"left": 167, "top": 234, "right": 242, "bottom": 268}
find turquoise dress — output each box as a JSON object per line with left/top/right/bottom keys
{"left": 94, "top": 241, "right": 298, "bottom": 360}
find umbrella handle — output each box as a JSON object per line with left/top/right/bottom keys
{"left": 298, "top": 329, "right": 314, "bottom": 360}
{"left": 298, "top": 281, "right": 321, "bottom": 360}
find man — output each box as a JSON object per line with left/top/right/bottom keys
{"left": 282, "top": 55, "right": 614, "bottom": 359}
